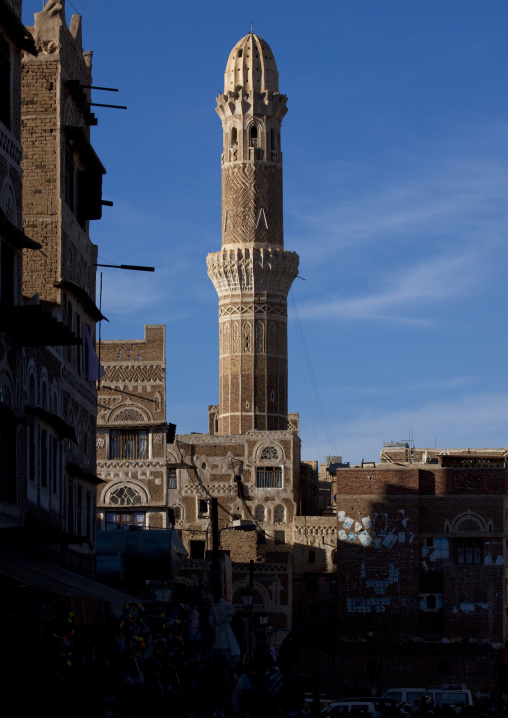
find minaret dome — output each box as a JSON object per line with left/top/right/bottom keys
{"left": 224, "top": 33, "right": 279, "bottom": 94}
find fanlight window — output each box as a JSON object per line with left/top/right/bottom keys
{"left": 447, "top": 511, "right": 490, "bottom": 534}
{"left": 260, "top": 446, "right": 278, "bottom": 460}
{"left": 456, "top": 518, "right": 482, "bottom": 532}
{"left": 109, "top": 485, "right": 143, "bottom": 506}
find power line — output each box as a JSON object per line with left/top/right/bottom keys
{"left": 290, "top": 288, "right": 339, "bottom": 460}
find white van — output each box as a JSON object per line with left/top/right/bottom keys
{"left": 382, "top": 688, "right": 473, "bottom": 707}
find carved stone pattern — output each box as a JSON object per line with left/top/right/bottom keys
{"left": 182, "top": 484, "right": 237, "bottom": 497}
{"left": 287, "top": 419, "right": 298, "bottom": 431}
{"left": 175, "top": 428, "right": 295, "bottom": 444}
{"left": 153, "top": 433, "right": 164, "bottom": 445}
{"left": 0, "top": 126, "right": 22, "bottom": 164}
{"left": 234, "top": 562, "right": 288, "bottom": 574}
{"left": 114, "top": 408, "right": 144, "bottom": 422}
{"left": 456, "top": 519, "right": 481, "bottom": 532}
{"left": 61, "top": 366, "right": 96, "bottom": 407}
{"left": 216, "top": 90, "right": 288, "bottom": 128}
{"left": 243, "top": 322, "right": 251, "bottom": 353}
{"left": 219, "top": 304, "right": 287, "bottom": 317}
{"left": 97, "top": 460, "right": 165, "bottom": 469}
{"left": 255, "top": 320, "right": 265, "bottom": 354}
{"left": 261, "top": 446, "right": 279, "bottom": 460}
{"left": 207, "top": 247, "right": 299, "bottom": 298}
{"left": 294, "top": 526, "right": 337, "bottom": 536}
{"left": 221, "top": 163, "right": 283, "bottom": 246}
{"left": 278, "top": 328, "right": 286, "bottom": 356}
{"left": 96, "top": 437, "right": 105, "bottom": 448}
{"left": 232, "top": 322, "right": 239, "bottom": 353}
{"left": 103, "top": 365, "right": 165, "bottom": 383}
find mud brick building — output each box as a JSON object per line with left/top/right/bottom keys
{"left": 96, "top": 325, "right": 168, "bottom": 530}
{"left": 328, "top": 448, "right": 508, "bottom": 692}
{"left": 1, "top": 0, "right": 113, "bottom": 587}
{"left": 18, "top": 0, "right": 106, "bottom": 570}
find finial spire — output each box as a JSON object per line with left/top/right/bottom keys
{"left": 250, "top": 21, "right": 253, "bottom": 33}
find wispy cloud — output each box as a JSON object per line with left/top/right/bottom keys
{"left": 296, "top": 249, "right": 481, "bottom": 323}
{"left": 301, "top": 390, "right": 508, "bottom": 464}
{"left": 288, "top": 120, "right": 508, "bottom": 259}
{"left": 330, "top": 375, "right": 472, "bottom": 396}
{"left": 287, "top": 119, "right": 508, "bottom": 324}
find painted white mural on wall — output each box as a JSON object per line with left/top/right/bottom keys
{"left": 337, "top": 508, "right": 414, "bottom": 549}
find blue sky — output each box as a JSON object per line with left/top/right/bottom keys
{"left": 23, "top": 1, "right": 508, "bottom": 464}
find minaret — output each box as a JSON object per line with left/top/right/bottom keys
{"left": 207, "top": 33, "right": 299, "bottom": 435}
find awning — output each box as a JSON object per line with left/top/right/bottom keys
{"left": 67, "top": 461, "right": 104, "bottom": 485}
{"left": 53, "top": 278, "right": 107, "bottom": 322}
{"left": 0, "top": 208, "right": 40, "bottom": 249}
{"left": 63, "top": 126, "right": 106, "bottom": 174}
{"left": 26, "top": 406, "right": 76, "bottom": 441}
{"left": 0, "top": 305, "right": 81, "bottom": 346}
{"left": 0, "top": 547, "right": 133, "bottom": 603}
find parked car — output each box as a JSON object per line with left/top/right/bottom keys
{"left": 342, "top": 697, "right": 398, "bottom": 714}
{"left": 382, "top": 688, "right": 473, "bottom": 707}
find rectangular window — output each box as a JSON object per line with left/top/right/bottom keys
{"left": 52, "top": 436, "right": 59, "bottom": 493}
{"left": 28, "top": 423, "right": 36, "bottom": 482}
{"left": 40, "top": 429, "right": 48, "bottom": 488}
{"left": 76, "top": 485, "right": 83, "bottom": 537}
{"left": 256, "top": 466, "right": 282, "bottom": 489}
{"left": 110, "top": 429, "right": 148, "bottom": 459}
{"left": 75, "top": 313, "right": 81, "bottom": 374}
{"left": 456, "top": 538, "right": 483, "bottom": 565}
{"left": 198, "top": 499, "right": 209, "bottom": 516}
{"left": 190, "top": 540, "right": 205, "bottom": 559}
{"left": 67, "top": 481, "right": 74, "bottom": 533}
{"left": 168, "top": 468, "right": 177, "bottom": 489}
{"left": 106, "top": 512, "right": 145, "bottom": 530}
{"left": 274, "top": 530, "right": 285, "bottom": 545}
{"left": 64, "top": 145, "right": 76, "bottom": 212}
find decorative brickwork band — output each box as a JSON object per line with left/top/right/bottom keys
{"left": 207, "top": 247, "right": 298, "bottom": 298}
{"left": 221, "top": 164, "right": 283, "bottom": 246}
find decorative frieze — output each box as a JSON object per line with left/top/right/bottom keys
{"left": 207, "top": 246, "right": 298, "bottom": 298}
{"left": 294, "top": 525, "right": 337, "bottom": 537}
{"left": 102, "top": 364, "right": 165, "bottom": 383}
{"left": 182, "top": 484, "right": 237, "bottom": 497}
{"left": 97, "top": 459, "right": 166, "bottom": 469}
{"left": 0, "top": 126, "right": 22, "bottom": 165}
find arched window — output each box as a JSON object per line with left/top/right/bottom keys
{"left": 2, "top": 181, "right": 17, "bottom": 225}
{"left": 270, "top": 128, "right": 277, "bottom": 153}
{"left": 231, "top": 127, "right": 238, "bottom": 146}
{"left": 261, "top": 446, "right": 278, "bottom": 460}
{"left": 28, "top": 372, "right": 36, "bottom": 405}
{"left": 109, "top": 485, "right": 143, "bottom": 506}
{"left": 255, "top": 505, "right": 265, "bottom": 522}
{"left": 274, "top": 505, "right": 284, "bottom": 523}
{"left": 41, "top": 379, "right": 48, "bottom": 411}
{"left": 249, "top": 125, "right": 258, "bottom": 148}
